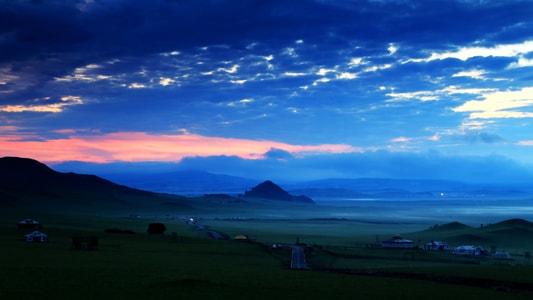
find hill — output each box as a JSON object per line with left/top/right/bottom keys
{"left": 53, "top": 161, "right": 259, "bottom": 195}
{"left": 408, "top": 218, "right": 533, "bottom": 250}
{"left": 0, "top": 156, "right": 189, "bottom": 212}
{"left": 429, "top": 221, "right": 473, "bottom": 232}
{"left": 491, "top": 218, "right": 533, "bottom": 228}
{"left": 242, "top": 180, "right": 314, "bottom": 204}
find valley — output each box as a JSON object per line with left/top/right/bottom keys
{"left": 2, "top": 157, "right": 533, "bottom": 299}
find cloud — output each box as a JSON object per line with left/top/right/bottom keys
{"left": 0, "top": 96, "right": 84, "bottom": 113}
{"left": 1, "top": 0, "right": 533, "bottom": 181}
{"left": 518, "top": 140, "right": 533, "bottom": 146}
{"left": 408, "top": 40, "right": 533, "bottom": 64}
{"left": 386, "top": 86, "right": 496, "bottom": 102}
{"left": 508, "top": 56, "right": 533, "bottom": 68}
{"left": 264, "top": 148, "right": 294, "bottom": 160}
{"left": 0, "top": 131, "right": 359, "bottom": 163}
{"left": 452, "top": 69, "right": 487, "bottom": 80}
{"left": 453, "top": 87, "right": 533, "bottom": 119}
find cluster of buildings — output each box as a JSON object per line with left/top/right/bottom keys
{"left": 380, "top": 234, "right": 510, "bottom": 260}
{"left": 17, "top": 218, "right": 48, "bottom": 243}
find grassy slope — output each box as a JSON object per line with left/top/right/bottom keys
{"left": 406, "top": 219, "right": 533, "bottom": 252}
{"left": 2, "top": 208, "right": 533, "bottom": 300}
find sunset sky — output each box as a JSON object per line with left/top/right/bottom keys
{"left": 1, "top": 0, "right": 533, "bottom": 183}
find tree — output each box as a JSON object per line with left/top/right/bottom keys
{"left": 147, "top": 222, "right": 166, "bottom": 234}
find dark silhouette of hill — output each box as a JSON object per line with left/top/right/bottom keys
{"left": 480, "top": 219, "right": 533, "bottom": 240}
{"left": 410, "top": 218, "right": 533, "bottom": 250}
{"left": 54, "top": 161, "right": 259, "bottom": 195}
{"left": 491, "top": 218, "right": 533, "bottom": 228}
{"left": 429, "top": 221, "right": 473, "bottom": 232}
{"left": 242, "top": 180, "right": 314, "bottom": 204}
{"left": 0, "top": 156, "right": 189, "bottom": 211}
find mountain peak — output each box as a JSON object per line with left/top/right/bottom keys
{"left": 243, "top": 180, "right": 314, "bottom": 204}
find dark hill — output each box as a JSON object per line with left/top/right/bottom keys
{"left": 0, "top": 156, "right": 151, "bottom": 195}
{"left": 430, "top": 221, "right": 473, "bottom": 232}
{"left": 491, "top": 218, "right": 533, "bottom": 228}
{"left": 242, "top": 180, "right": 314, "bottom": 204}
{"left": 0, "top": 156, "right": 187, "bottom": 211}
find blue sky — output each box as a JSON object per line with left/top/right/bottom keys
{"left": 1, "top": 0, "right": 533, "bottom": 183}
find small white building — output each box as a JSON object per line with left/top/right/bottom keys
{"left": 233, "top": 234, "right": 248, "bottom": 241}
{"left": 425, "top": 240, "right": 450, "bottom": 251}
{"left": 17, "top": 218, "right": 41, "bottom": 229}
{"left": 25, "top": 231, "right": 48, "bottom": 243}
{"left": 381, "top": 234, "right": 414, "bottom": 249}
{"left": 493, "top": 251, "right": 511, "bottom": 260}
{"left": 452, "top": 245, "right": 487, "bottom": 256}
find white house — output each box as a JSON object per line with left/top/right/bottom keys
{"left": 425, "top": 240, "right": 450, "bottom": 251}
{"left": 25, "top": 231, "right": 48, "bottom": 243}
{"left": 381, "top": 234, "right": 414, "bottom": 249}
{"left": 493, "top": 251, "right": 511, "bottom": 260}
{"left": 452, "top": 245, "right": 487, "bottom": 256}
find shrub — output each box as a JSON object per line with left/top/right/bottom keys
{"left": 147, "top": 222, "right": 167, "bottom": 234}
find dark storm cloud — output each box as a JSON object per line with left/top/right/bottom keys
{"left": 0, "top": 0, "right": 530, "bottom": 109}
{"left": 3, "top": 0, "right": 531, "bottom": 77}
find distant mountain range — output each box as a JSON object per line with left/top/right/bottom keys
{"left": 77, "top": 166, "right": 533, "bottom": 200}
{"left": 0, "top": 157, "right": 315, "bottom": 211}
{"left": 53, "top": 161, "right": 261, "bottom": 195}
{"left": 4, "top": 156, "right": 532, "bottom": 213}
{"left": 51, "top": 158, "right": 533, "bottom": 199}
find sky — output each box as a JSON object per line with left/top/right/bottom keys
{"left": 1, "top": 0, "right": 533, "bottom": 184}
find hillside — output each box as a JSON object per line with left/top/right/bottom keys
{"left": 429, "top": 221, "right": 473, "bottom": 232}
{"left": 409, "top": 218, "right": 533, "bottom": 250}
{"left": 0, "top": 156, "right": 189, "bottom": 212}
{"left": 242, "top": 180, "right": 314, "bottom": 204}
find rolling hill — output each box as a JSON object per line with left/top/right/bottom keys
{"left": 0, "top": 156, "right": 189, "bottom": 212}
{"left": 409, "top": 219, "right": 533, "bottom": 250}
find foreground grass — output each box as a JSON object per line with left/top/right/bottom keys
{"left": 1, "top": 210, "right": 533, "bottom": 299}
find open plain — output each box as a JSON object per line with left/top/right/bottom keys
{"left": 2, "top": 196, "right": 533, "bottom": 300}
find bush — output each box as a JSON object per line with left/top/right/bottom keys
{"left": 147, "top": 222, "right": 167, "bottom": 234}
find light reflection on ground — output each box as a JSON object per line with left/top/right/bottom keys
{"left": 313, "top": 198, "right": 533, "bottom": 226}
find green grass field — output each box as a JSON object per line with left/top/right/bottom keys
{"left": 2, "top": 204, "right": 533, "bottom": 300}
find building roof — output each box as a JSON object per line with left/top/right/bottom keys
{"left": 25, "top": 231, "right": 47, "bottom": 237}
{"left": 19, "top": 218, "right": 39, "bottom": 224}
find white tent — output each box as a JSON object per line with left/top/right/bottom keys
{"left": 452, "top": 245, "right": 487, "bottom": 256}
{"left": 425, "top": 241, "right": 450, "bottom": 251}
{"left": 25, "top": 231, "right": 48, "bottom": 243}
{"left": 381, "top": 234, "right": 414, "bottom": 249}
{"left": 493, "top": 251, "right": 511, "bottom": 260}
{"left": 17, "top": 218, "right": 40, "bottom": 229}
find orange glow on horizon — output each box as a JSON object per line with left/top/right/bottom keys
{"left": 0, "top": 131, "right": 361, "bottom": 163}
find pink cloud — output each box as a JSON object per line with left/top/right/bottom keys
{"left": 0, "top": 131, "right": 361, "bottom": 163}
{"left": 517, "top": 140, "right": 533, "bottom": 146}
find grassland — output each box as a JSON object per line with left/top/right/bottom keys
{"left": 2, "top": 198, "right": 533, "bottom": 299}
